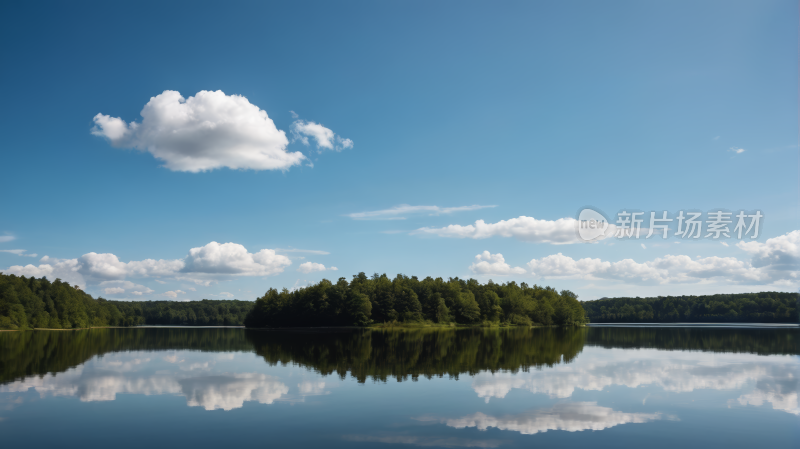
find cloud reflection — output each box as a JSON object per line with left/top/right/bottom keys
{"left": 0, "top": 352, "right": 327, "bottom": 411}
{"left": 427, "top": 402, "right": 665, "bottom": 435}
{"left": 470, "top": 350, "right": 799, "bottom": 415}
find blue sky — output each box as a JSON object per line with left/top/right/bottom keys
{"left": 0, "top": 0, "right": 797, "bottom": 301}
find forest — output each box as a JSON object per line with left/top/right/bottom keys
{"left": 0, "top": 272, "right": 586, "bottom": 330}
{"left": 0, "top": 273, "right": 252, "bottom": 329}
{"left": 582, "top": 292, "right": 799, "bottom": 323}
{"left": 244, "top": 272, "right": 587, "bottom": 328}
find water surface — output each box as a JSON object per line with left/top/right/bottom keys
{"left": 1, "top": 327, "right": 797, "bottom": 448}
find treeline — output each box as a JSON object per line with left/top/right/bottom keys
{"left": 135, "top": 300, "right": 252, "bottom": 326}
{"left": 244, "top": 273, "right": 587, "bottom": 328}
{"left": 582, "top": 292, "right": 799, "bottom": 323}
{"left": 0, "top": 273, "right": 253, "bottom": 329}
{"left": 0, "top": 274, "right": 144, "bottom": 329}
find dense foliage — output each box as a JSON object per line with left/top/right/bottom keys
{"left": 244, "top": 273, "right": 587, "bottom": 328}
{"left": 0, "top": 273, "right": 252, "bottom": 329}
{"left": 582, "top": 292, "right": 799, "bottom": 323}
{"left": 0, "top": 274, "right": 144, "bottom": 329}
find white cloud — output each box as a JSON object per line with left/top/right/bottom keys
{"left": 415, "top": 215, "right": 600, "bottom": 244}
{"left": 4, "top": 256, "right": 85, "bottom": 288}
{"left": 183, "top": 242, "right": 291, "bottom": 276}
{"left": 275, "top": 248, "right": 330, "bottom": 255}
{"left": 0, "top": 235, "right": 15, "bottom": 243}
{"left": 291, "top": 119, "right": 352, "bottom": 152}
{"left": 163, "top": 290, "right": 186, "bottom": 299}
{"left": 348, "top": 204, "right": 496, "bottom": 221}
{"left": 99, "top": 280, "right": 154, "bottom": 295}
{"left": 730, "top": 147, "right": 746, "bottom": 154}
{"left": 737, "top": 230, "right": 799, "bottom": 270}
{"left": 219, "top": 292, "right": 234, "bottom": 298}
{"left": 0, "top": 249, "right": 37, "bottom": 257}
{"left": 3, "top": 241, "right": 292, "bottom": 290}
{"left": 469, "top": 251, "right": 525, "bottom": 276}
{"left": 523, "top": 230, "right": 800, "bottom": 287}
{"left": 297, "top": 262, "right": 335, "bottom": 274}
{"left": 92, "top": 90, "right": 306, "bottom": 172}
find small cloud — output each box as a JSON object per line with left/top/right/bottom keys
{"left": 275, "top": 248, "right": 331, "bottom": 255}
{"left": 0, "top": 249, "right": 30, "bottom": 256}
{"left": 713, "top": 136, "right": 720, "bottom": 140}
{"left": 104, "top": 287, "right": 125, "bottom": 295}
{"left": 641, "top": 243, "right": 647, "bottom": 249}
{"left": 219, "top": 292, "right": 234, "bottom": 298}
{"left": 0, "top": 235, "right": 15, "bottom": 243}
{"left": 163, "top": 290, "right": 186, "bottom": 299}
{"left": 297, "top": 262, "right": 335, "bottom": 274}
{"left": 721, "top": 242, "right": 729, "bottom": 247}
{"left": 155, "top": 279, "right": 167, "bottom": 284}
{"left": 290, "top": 110, "right": 299, "bottom": 119}
{"left": 291, "top": 118, "right": 352, "bottom": 152}
{"left": 729, "top": 147, "right": 746, "bottom": 154}
{"left": 348, "top": 204, "right": 496, "bottom": 221}
{"left": 469, "top": 251, "right": 526, "bottom": 276}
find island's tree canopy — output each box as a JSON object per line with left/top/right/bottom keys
{"left": 244, "top": 273, "right": 588, "bottom": 327}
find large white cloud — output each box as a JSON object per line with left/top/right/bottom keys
{"left": 415, "top": 216, "right": 598, "bottom": 244}
{"left": 2, "top": 241, "right": 293, "bottom": 293}
{"left": 4, "top": 256, "right": 85, "bottom": 288}
{"left": 183, "top": 242, "right": 291, "bottom": 276}
{"left": 92, "top": 90, "right": 306, "bottom": 172}
{"left": 525, "top": 252, "right": 773, "bottom": 285}
{"left": 460, "top": 230, "right": 799, "bottom": 287}
{"left": 737, "top": 230, "right": 800, "bottom": 270}
{"left": 469, "top": 251, "right": 526, "bottom": 275}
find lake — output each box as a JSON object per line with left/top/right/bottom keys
{"left": 1, "top": 326, "right": 798, "bottom": 448}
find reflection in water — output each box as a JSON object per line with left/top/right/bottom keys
{"left": 425, "top": 402, "right": 666, "bottom": 435}
{"left": 247, "top": 327, "right": 586, "bottom": 382}
{"left": 343, "top": 434, "right": 506, "bottom": 448}
{"left": 0, "top": 352, "right": 293, "bottom": 411}
{"left": 734, "top": 367, "right": 799, "bottom": 415}
{"left": 470, "top": 351, "right": 799, "bottom": 415}
{"left": 178, "top": 374, "right": 289, "bottom": 410}
{"left": 1, "top": 326, "right": 798, "bottom": 418}
{"left": 586, "top": 326, "right": 799, "bottom": 355}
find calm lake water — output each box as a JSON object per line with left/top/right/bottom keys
{"left": 1, "top": 326, "right": 798, "bottom": 448}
